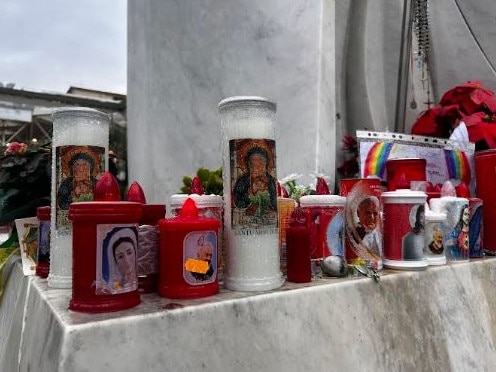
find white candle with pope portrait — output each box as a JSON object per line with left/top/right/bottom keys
{"left": 219, "top": 96, "right": 283, "bottom": 291}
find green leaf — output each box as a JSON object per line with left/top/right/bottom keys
{"left": 196, "top": 167, "right": 210, "bottom": 183}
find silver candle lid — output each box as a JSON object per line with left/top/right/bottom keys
{"left": 52, "top": 107, "right": 110, "bottom": 121}
{"left": 218, "top": 96, "right": 276, "bottom": 111}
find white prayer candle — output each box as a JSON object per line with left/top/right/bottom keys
{"left": 219, "top": 96, "right": 283, "bottom": 291}
{"left": 48, "top": 108, "right": 109, "bottom": 288}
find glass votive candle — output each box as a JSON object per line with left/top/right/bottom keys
{"left": 219, "top": 96, "right": 283, "bottom": 291}
{"left": 49, "top": 107, "right": 109, "bottom": 289}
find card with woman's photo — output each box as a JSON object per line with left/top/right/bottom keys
{"left": 15, "top": 217, "right": 39, "bottom": 276}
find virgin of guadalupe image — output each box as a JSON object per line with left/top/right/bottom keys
{"left": 469, "top": 201, "right": 483, "bottom": 257}
{"left": 57, "top": 148, "right": 102, "bottom": 210}
{"left": 232, "top": 142, "right": 278, "bottom": 225}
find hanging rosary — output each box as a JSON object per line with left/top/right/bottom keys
{"left": 412, "top": 0, "right": 433, "bottom": 108}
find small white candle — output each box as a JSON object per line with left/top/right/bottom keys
{"left": 48, "top": 108, "right": 109, "bottom": 288}
{"left": 219, "top": 96, "right": 283, "bottom": 291}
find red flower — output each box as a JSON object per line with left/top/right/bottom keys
{"left": 4, "top": 142, "right": 28, "bottom": 156}
{"left": 439, "top": 81, "right": 496, "bottom": 114}
{"left": 463, "top": 112, "right": 496, "bottom": 148}
{"left": 411, "top": 81, "right": 496, "bottom": 148}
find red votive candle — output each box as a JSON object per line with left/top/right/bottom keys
{"left": 159, "top": 197, "right": 220, "bottom": 299}
{"left": 286, "top": 206, "right": 311, "bottom": 283}
{"left": 68, "top": 172, "right": 142, "bottom": 312}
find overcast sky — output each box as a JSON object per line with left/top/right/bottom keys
{"left": 0, "top": 0, "right": 127, "bottom": 94}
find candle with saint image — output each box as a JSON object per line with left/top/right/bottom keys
{"left": 69, "top": 171, "right": 142, "bottom": 312}
{"left": 49, "top": 107, "right": 109, "bottom": 289}
{"left": 158, "top": 198, "right": 219, "bottom": 299}
{"left": 219, "top": 96, "right": 283, "bottom": 291}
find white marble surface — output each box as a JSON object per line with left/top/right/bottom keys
{"left": 2, "top": 255, "right": 496, "bottom": 371}
{"left": 128, "top": 0, "right": 337, "bottom": 203}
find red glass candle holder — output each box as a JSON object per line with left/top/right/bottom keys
{"left": 475, "top": 149, "right": 496, "bottom": 252}
{"left": 158, "top": 198, "right": 220, "bottom": 299}
{"left": 386, "top": 158, "right": 426, "bottom": 191}
{"left": 69, "top": 201, "right": 142, "bottom": 312}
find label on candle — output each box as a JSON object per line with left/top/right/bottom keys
{"left": 344, "top": 180, "right": 383, "bottom": 269}
{"left": 183, "top": 231, "right": 217, "bottom": 285}
{"left": 37, "top": 219, "right": 51, "bottom": 263}
{"left": 137, "top": 225, "right": 160, "bottom": 275}
{"left": 95, "top": 224, "right": 139, "bottom": 295}
{"left": 469, "top": 198, "right": 483, "bottom": 257}
{"left": 425, "top": 220, "right": 444, "bottom": 256}
{"left": 55, "top": 145, "right": 106, "bottom": 232}
{"left": 229, "top": 139, "right": 278, "bottom": 232}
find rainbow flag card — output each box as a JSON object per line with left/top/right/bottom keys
{"left": 357, "top": 131, "right": 475, "bottom": 193}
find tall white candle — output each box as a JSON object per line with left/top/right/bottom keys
{"left": 48, "top": 108, "right": 109, "bottom": 288}
{"left": 219, "top": 96, "right": 283, "bottom": 291}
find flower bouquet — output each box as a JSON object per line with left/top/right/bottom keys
{"left": 411, "top": 81, "right": 496, "bottom": 150}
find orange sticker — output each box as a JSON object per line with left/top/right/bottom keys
{"left": 184, "top": 258, "right": 209, "bottom": 274}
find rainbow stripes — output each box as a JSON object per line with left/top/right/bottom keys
{"left": 363, "top": 142, "right": 393, "bottom": 178}
{"left": 444, "top": 149, "right": 471, "bottom": 185}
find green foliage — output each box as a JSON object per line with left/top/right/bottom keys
{"left": 180, "top": 167, "right": 223, "bottom": 196}
{"left": 0, "top": 143, "right": 51, "bottom": 224}
{"left": 180, "top": 176, "right": 193, "bottom": 194}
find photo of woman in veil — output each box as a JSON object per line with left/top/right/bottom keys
{"left": 96, "top": 225, "right": 139, "bottom": 294}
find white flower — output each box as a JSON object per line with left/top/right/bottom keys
{"left": 279, "top": 173, "right": 302, "bottom": 185}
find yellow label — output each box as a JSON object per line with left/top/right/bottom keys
{"left": 184, "top": 258, "right": 209, "bottom": 274}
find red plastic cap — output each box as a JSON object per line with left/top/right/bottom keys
{"left": 127, "top": 181, "right": 147, "bottom": 204}
{"left": 36, "top": 206, "right": 51, "bottom": 219}
{"left": 289, "top": 205, "right": 308, "bottom": 228}
{"left": 455, "top": 182, "right": 470, "bottom": 198}
{"left": 189, "top": 176, "right": 205, "bottom": 195}
{"left": 277, "top": 181, "right": 290, "bottom": 198}
{"left": 315, "top": 177, "right": 330, "bottom": 195}
{"left": 180, "top": 197, "right": 199, "bottom": 218}
{"left": 141, "top": 204, "right": 166, "bottom": 225}
{"left": 94, "top": 172, "right": 122, "bottom": 201}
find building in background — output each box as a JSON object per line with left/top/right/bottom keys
{"left": 0, "top": 85, "right": 128, "bottom": 183}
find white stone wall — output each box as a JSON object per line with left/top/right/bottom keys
{"left": 128, "top": 0, "right": 496, "bottom": 204}
{"left": 128, "top": 0, "right": 336, "bottom": 204}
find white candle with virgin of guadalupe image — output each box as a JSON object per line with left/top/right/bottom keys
{"left": 219, "top": 96, "right": 283, "bottom": 291}
{"left": 48, "top": 107, "right": 109, "bottom": 288}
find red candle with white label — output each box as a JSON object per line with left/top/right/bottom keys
{"left": 159, "top": 197, "right": 220, "bottom": 299}
{"left": 69, "top": 172, "right": 142, "bottom": 312}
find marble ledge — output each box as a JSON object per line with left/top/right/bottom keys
{"left": 10, "top": 257, "right": 496, "bottom": 371}
{"left": 31, "top": 257, "right": 496, "bottom": 326}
